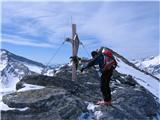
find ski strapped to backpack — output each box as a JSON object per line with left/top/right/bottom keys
{"left": 102, "top": 50, "right": 117, "bottom": 70}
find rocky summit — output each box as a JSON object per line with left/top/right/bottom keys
{"left": 1, "top": 64, "right": 159, "bottom": 120}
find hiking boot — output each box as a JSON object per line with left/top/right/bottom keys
{"left": 96, "top": 100, "right": 112, "bottom": 105}
{"left": 96, "top": 100, "right": 105, "bottom": 105}
{"left": 104, "top": 100, "right": 112, "bottom": 106}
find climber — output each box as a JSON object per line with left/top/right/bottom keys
{"left": 81, "top": 48, "right": 117, "bottom": 105}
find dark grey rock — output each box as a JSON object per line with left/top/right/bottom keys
{"left": 2, "top": 64, "right": 159, "bottom": 120}
{"left": 2, "top": 87, "right": 87, "bottom": 120}
{"left": 2, "top": 108, "right": 62, "bottom": 120}
{"left": 16, "top": 81, "right": 25, "bottom": 90}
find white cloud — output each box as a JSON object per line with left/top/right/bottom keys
{"left": 3, "top": 39, "right": 53, "bottom": 47}
{"left": 2, "top": 34, "right": 53, "bottom": 48}
{"left": 79, "top": 2, "right": 159, "bottom": 58}
{"left": 1, "top": 1, "right": 159, "bottom": 60}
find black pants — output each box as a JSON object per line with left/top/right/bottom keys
{"left": 100, "top": 69, "right": 113, "bottom": 102}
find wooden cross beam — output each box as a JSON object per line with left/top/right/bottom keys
{"left": 65, "top": 24, "right": 80, "bottom": 81}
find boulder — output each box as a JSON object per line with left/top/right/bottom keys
{"left": 2, "top": 66, "right": 159, "bottom": 120}
{"left": 2, "top": 87, "right": 87, "bottom": 120}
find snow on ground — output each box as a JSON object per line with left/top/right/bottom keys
{"left": 116, "top": 57, "right": 160, "bottom": 101}
{"left": 0, "top": 59, "right": 7, "bottom": 71}
{"left": 94, "top": 111, "right": 103, "bottom": 120}
{"left": 0, "top": 94, "right": 15, "bottom": 111}
{"left": 86, "top": 102, "right": 103, "bottom": 120}
{"left": 0, "top": 96, "right": 29, "bottom": 111}
{"left": 0, "top": 73, "right": 19, "bottom": 92}
{"left": 24, "top": 63, "right": 43, "bottom": 74}
{"left": 133, "top": 55, "right": 160, "bottom": 78}
{"left": 0, "top": 84, "right": 44, "bottom": 111}
{"left": 17, "top": 83, "right": 45, "bottom": 92}
{"left": 0, "top": 61, "right": 7, "bottom": 71}
{"left": 43, "top": 69, "right": 55, "bottom": 76}
{"left": 78, "top": 102, "right": 103, "bottom": 120}
{"left": 141, "top": 55, "right": 160, "bottom": 67}
{"left": 0, "top": 89, "right": 16, "bottom": 111}
{"left": 0, "top": 50, "right": 8, "bottom": 71}
{"left": 156, "top": 75, "right": 160, "bottom": 79}
{"left": 87, "top": 102, "right": 99, "bottom": 112}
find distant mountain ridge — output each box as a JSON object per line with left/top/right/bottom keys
{"left": 105, "top": 48, "right": 159, "bottom": 80}
{"left": 1, "top": 48, "right": 160, "bottom": 120}
{"left": 0, "top": 48, "right": 159, "bottom": 98}
{"left": 1, "top": 49, "right": 45, "bottom": 67}
{"left": 0, "top": 49, "right": 45, "bottom": 89}
{"left": 132, "top": 55, "right": 160, "bottom": 79}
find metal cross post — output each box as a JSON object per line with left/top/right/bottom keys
{"left": 65, "top": 24, "right": 80, "bottom": 81}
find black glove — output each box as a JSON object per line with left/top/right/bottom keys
{"left": 81, "top": 67, "right": 85, "bottom": 73}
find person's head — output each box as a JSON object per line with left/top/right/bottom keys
{"left": 91, "top": 51, "right": 98, "bottom": 58}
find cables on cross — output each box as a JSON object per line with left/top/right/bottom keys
{"left": 42, "top": 24, "right": 90, "bottom": 81}
{"left": 25, "top": 16, "right": 90, "bottom": 77}
{"left": 41, "top": 41, "right": 66, "bottom": 74}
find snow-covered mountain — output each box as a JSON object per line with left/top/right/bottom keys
{"left": 105, "top": 48, "right": 160, "bottom": 101}
{"left": 0, "top": 49, "right": 45, "bottom": 91}
{"left": 132, "top": 55, "right": 160, "bottom": 79}
{"left": 1, "top": 48, "right": 160, "bottom": 120}
{"left": 1, "top": 49, "right": 160, "bottom": 101}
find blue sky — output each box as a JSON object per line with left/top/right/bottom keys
{"left": 1, "top": 1, "right": 159, "bottom": 64}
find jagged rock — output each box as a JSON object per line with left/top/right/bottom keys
{"left": 2, "top": 87, "right": 87, "bottom": 120}
{"left": 112, "top": 87, "right": 158, "bottom": 119}
{"left": 16, "top": 81, "right": 25, "bottom": 90}
{"left": 2, "top": 65, "right": 159, "bottom": 120}
{"left": 123, "top": 75, "right": 137, "bottom": 86}
{"left": 2, "top": 108, "right": 62, "bottom": 120}
{"left": 16, "top": 74, "right": 101, "bottom": 102}
{"left": 83, "top": 87, "right": 158, "bottom": 120}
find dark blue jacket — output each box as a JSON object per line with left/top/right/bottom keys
{"left": 84, "top": 53, "right": 117, "bottom": 73}
{"left": 84, "top": 54, "right": 105, "bottom": 73}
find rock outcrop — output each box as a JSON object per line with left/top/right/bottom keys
{"left": 1, "top": 65, "right": 159, "bottom": 120}
{"left": 2, "top": 86, "right": 87, "bottom": 120}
